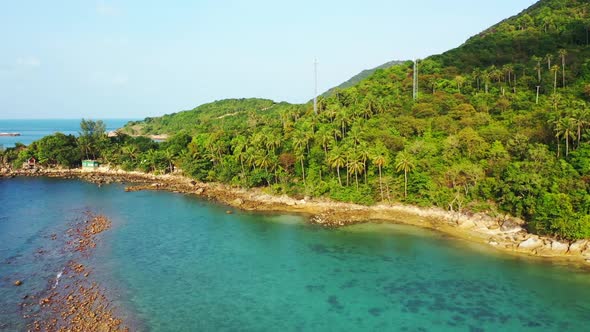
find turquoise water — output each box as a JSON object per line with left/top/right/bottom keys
{"left": 0, "top": 119, "right": 136, "bottom": 148}
{"left": 1, "top": 177, "right": 590, "bottom": 331}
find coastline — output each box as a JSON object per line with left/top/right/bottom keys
{"left": 2, "top": 167, "right": 590, "bottom": 268}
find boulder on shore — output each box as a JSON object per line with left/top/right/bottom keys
{"left": 569, "top": 240, "right": 589, "bottom": 255}
{"left": 500, "top": 219, "right": 523, "bottom": 233}
{"left": 550, "top": 241, "right": 570, "bottom": 255}
{"left": 518, "top": 237, "right": 543, "bottom": 250}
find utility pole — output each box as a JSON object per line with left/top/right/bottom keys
{"left": 413, "top": 59, "right": 419, "bottom": 100}
{"left": 314, "top": 58, "right": 318, "bottom": 114}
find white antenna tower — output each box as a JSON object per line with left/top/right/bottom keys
{"left": 413, "top": 59, "right": 419, "bottom": 100}
{"left": 314, "top": 58, "right": 318, "bottom": 114}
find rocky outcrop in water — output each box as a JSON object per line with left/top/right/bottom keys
{"left": 20, "top": 213, "right": 128, "bottom": 331}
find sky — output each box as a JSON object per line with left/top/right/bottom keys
{"left": 0, "top": 0, "right": 538, "bottom": 119}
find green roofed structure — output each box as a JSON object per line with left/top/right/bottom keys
{"left": 82, "top": 160, "right": 100, "bottom": 169}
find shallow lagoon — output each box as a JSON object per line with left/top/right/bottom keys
{"left": 1, "top": 177, "right": 589, "bottom": 331}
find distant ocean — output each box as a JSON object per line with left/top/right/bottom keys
{"left": 0, "top": 119, "right": 137, "bottom": 148}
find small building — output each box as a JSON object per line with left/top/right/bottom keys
{"left": 22, "top": 157, "right": 36, "bottom": 169}
{"left": 82, "top": 160, "right": 100, "bottom": 170}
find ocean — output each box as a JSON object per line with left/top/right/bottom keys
{"left": 0, "top": 119, "right": 136, "bottom": 148}
{"left": 1, "top": 177, "right": 590, "bottom": 331}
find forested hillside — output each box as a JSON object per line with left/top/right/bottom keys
{"left": 320, "top": 60, "right": 405, "bottom": 98}
{"left": 121, "top": 98, "right": 301, "bottom": 136}
{"left": 4, "top": 0, "right": 590, "bottom": 240}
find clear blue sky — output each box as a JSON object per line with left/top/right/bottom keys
{"left": 0, "top": 0, "right": 537, "bottom": 119}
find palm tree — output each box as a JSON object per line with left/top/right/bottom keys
{"left": 454, "top": 75, "right": 466, "bottom": 93}
{"left": 357, "top": 143, "right": 370, "bottom": 184}
{"left": 291, "top": 131, "right": 307, "bottom": 154}
{"left": 554, "top": 121, "right": 562, "bottom": 158}
{"left": 163, "top": 148, "right": 176, "bottom": 173}
{"left": 335, "top": 109, "right": 352, "bottom": 137}
{"left": 295, "top": 149, "right": 306, "bottom": 184}
{"left": 315, "top": 126, "right": 333, "bottom": 156}
{"left": 371, "top": 146, "right": 389, "bottom": 201}
{"left": 482, "top": 70, "right": 490, "bottom": 94}
{"left": 328, "top": 146, "right": 346, "bottom": 186}
{"left": 145, "top": 149, "right": 159, "bottom": 172}
{"left": 395, "top": 151, "right": 415, "bottom": 199}
{"left": 551, "top": 65, "right": 560, "bottom": 94}
{"left": 263, "top": 131, "right": 282, "bottom": 154}
{"left": 559, "top": 49, "right": 567, "bottom": 87}
{"left": 472, "top": 68, "right": 482, "bottom": 91}
{"left": 575, "top": 107, "right": 590, "bottom": 146}
{"left": 557, "top": 117, "right": 576, "bottom": 156}
{"left": 503, "top": 64, "right": 514, "bottom": 86}
{"left": 546, "top": 53, "right": 553, "bottom": 70}
{"left": 329, "top": 124, "right": 342, "bottom": 142}
{"left": 231, "top": 136, "right": 248, "bottom": 178}
{"left": 489, "top": 65, "right": 502, "bottom": 83}
{"left": 255, "top": 151, "right": 274, "bottom": 185}
{"left": 245, "top": 147, "right": 258, "bottom": 170}
{"left": 348, "top": 125, "right": 363, "bottom": 147}
{"left": 347, "top": 153, "right": 365, "bottom": 191}
{"left": 532, "top": 55, "right": 542, "bottom": 83}
{"left": 122, "top": 145, "right": 139, "bottom": 162}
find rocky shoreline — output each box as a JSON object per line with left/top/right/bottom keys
{"left": 2, "top": 167, "right": 590, "bottom": 268}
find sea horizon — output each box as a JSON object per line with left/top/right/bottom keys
{"left": 0, "top": 118, "right": 138, "bottom": 148}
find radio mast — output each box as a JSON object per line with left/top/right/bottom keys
{"left": 413, "top": 59, "right": 419, "bottom": 100}
{"left": 314, "top": 58, "right": 318, "bottom": 114}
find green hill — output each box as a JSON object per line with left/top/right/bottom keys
{"left": 320, "top": 60, "right": 405, "bottom": 97}
{"left": 121, "top": 98, "right": 303, "bottom": 136}
{"left": 10, "top": 0, "right": 590, "bottom": 240}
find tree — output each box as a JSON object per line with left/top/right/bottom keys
{"left": 328, "top": 145, "right": 346, "bottom": 186}
{"left": 122, "top": 145, "right": 139, "bottom": 162}
{"left": 79, "top": 119, "right": 107, "bottom": 160}
{"left": 558, "top": 49, "right": 567, "bottom": 87}
{"left": 546, "top": 53, "right": 553, "bottom": 70}
{"left": 503, "top": 64, "right": 514, "bottom": 86}
{"left": 532, "top": 55, "right": 542, "bottom": 83}
{"left": 454, "top": 75, "right": 466, "bottom": 93}
{"left": 482, "top": 70, "right": 490, "bottom": 94}
{"left": 347, "top": 152, "right": 364, "bottom": 191}
{"left": 231, "top": 135, "right": 248, "bottom": 178}
{"left": 395, "top": 151, "right": 415, "bottom": 199}
{"left": 35, "top": 133, "right": 81, "bottom": 168}
{"left": 163, "top": 148, "right": 176, "bottom": 173}
{"left": 371, "top": 142, "right": 389, "bottom": 201}
{"left": 558, "top": 117, "right": 576, "bottom": 156}
{"left": 315, "top": 126, "right": 333, "bottom": 156}
{"left": 295, "top": 149, "right": 306, "bottom": 184}
{"left": 551, "top": 65, "right": 560, "bottom": 94}
{"left": 574, "top": 106, "right": 590, "bottom": 146}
